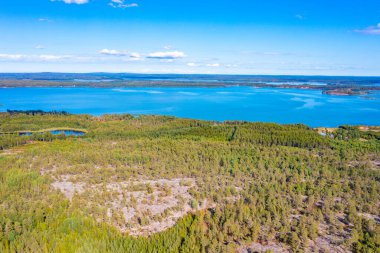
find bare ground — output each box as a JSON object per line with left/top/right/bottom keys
{"left": 0, "top": 147, "right": 25, "bottom": 156}
{"left": 51, "top": 176, "right": 203, "bottom": 236}
{"left": 358, "top": 212, "right": 380, "bottom": 224}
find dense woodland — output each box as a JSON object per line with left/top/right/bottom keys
{"left": 0, "top": 112, "right": 379, "bottom": 253}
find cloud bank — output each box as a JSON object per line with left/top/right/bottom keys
{"left": 99, "top": 49, "right": 186, "bottom": 60}
{"left": 99, "top": 49, "right": 129, "bottom": 56}
{"left": 51, "top": 0, "right": 89, "bottom": 4}
{"left": 147, "top": 51, "right": 186, "bottom": 59}
{"left": 355, "top": 23, "right": 380, "bottom": 35}
{"left": 206, "top": 63, "right": 220, "bottom": 67}
{"left": 0, "top": 54, "right": 75, "bottom": 62}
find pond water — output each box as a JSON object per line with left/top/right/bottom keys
{"left": 18, "top": 130, "right": 85, "bottom": 137}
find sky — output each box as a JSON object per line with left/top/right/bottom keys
{"left": 0, "top": 0, "right": 380, "bottom": 75}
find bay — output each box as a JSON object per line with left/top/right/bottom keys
{"left": 1, "top": 86, "right": 379, "bottom": 127}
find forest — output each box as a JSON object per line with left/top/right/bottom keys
{"left": 0, "top": 112, "right": 379, "bottom": 253}
{"left": 1, "top": 73, "right": 380, "bottom": 97}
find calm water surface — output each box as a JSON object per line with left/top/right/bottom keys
{"left": 1, "top": 87, "right": 379, "bottom": 127}
{"left": 18, "top": 130, "right": 85, "bottom": 137}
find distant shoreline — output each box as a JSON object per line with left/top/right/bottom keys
{"left": 1, "top": 111, "right": 379, "bottom": 128}
{"left": 1, "top": 79, "right": 380, "bottom": 97}
{"left": 1, "top": 73, "right": 380, "bottom": 96}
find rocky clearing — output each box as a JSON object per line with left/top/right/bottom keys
{"left": 50, "top": 174, "right": 203, "bottom": 236}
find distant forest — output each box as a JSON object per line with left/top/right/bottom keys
{"left": 1, "top": 73, "right": 380, "bottom": 95}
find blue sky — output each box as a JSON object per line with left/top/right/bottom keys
{"left": 0, "top": 0, "right": 380, "bottom": 75}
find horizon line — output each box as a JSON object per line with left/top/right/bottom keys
{"left": 1, "top": 72, "right": 380, "bottom": 78}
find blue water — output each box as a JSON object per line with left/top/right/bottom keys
{"left": 18, "top": 130, "right": 85, "bottom": 136}
{"left": 1, "top": 87, "right": 379, "bottom": 127}
{"left": 49, "top": 130, "right": 85, "bottom": 136}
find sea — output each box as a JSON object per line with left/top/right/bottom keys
{"left": 1, "top": 86, "right": 379, "bottom": 127}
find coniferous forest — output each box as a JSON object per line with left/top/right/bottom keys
{"left": 0, "top": 112, "right": 379, "bottom": 253}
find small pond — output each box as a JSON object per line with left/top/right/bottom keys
{"left": 18, "top": 130, "right": 85, "bottom": 137}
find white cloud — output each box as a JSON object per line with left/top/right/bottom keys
{"left": 39, "top": 55, "right": 72, "bottom": 61}
{"left": 295, "top": 14, "right": 304, "bottom": 20}
{"left": 0, "top": 48, "right": 186, "bottom": 65}
{"left": 0, "top": 54, "right": 25, "bottom": 61}
{"left": 51, "top": 0, "right": 89, "bottom": 4}
{"left": 100, "top": 49, "right": 186, "bottom": 60}
{"left": 147, "top": 51, "right": 186, "bottom": 59}
{"left": 99, "top": 49, "right": 129, "bottom": 56}
{"left": 187, "top": 62, "right": 200, "bottom": 67}
{"left": 206, "top": 63, "right": 220, "bottom": 67}
{"left": 130, "top": 52, "right": 142, "bottom": 59}
{"left": 109, "top": 0, "right": 138, "bottom": 9}
{"left": 355, "top": 23, "right": 380, "bottom": 35}
{"left": 99, "top": 49, "right": 144, "bottom": 60}
{"left": 0, "top": 54, "right": 74, "bottom": 62}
